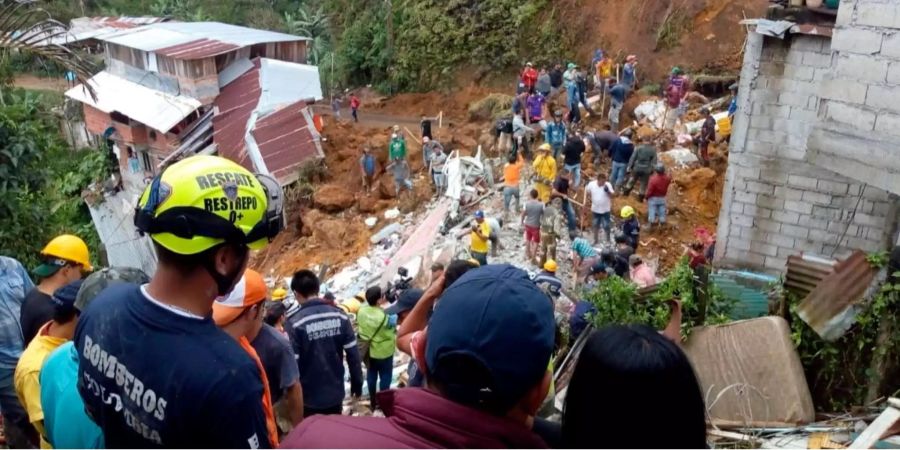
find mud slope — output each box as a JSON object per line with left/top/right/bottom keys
{"left": 559, "top": 0, "right": 768, "bottom": 83}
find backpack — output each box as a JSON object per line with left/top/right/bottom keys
{"left": 357, "top": 311, "right": 387, "bottom": 368}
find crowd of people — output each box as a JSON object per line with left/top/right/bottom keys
{"left": 0, "top": 48, "right": 738, "bottom": 450}
{"left": 0, "top": 151, "right": 714, "bottom": 449}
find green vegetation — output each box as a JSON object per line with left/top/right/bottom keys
{"left": 585, "top": 258, "right": 735, "bottom": 339}
{"left": 468, "top": 93, "right": 514, "bottom": 121}
{"left": 788, "top": 254, "right": 900, "bottom": 411}
{"left": 0, "top": 87, "right": 106, "bottom": 270}
{"left": 655, "top": 7, "right": 690, "bottom": 51}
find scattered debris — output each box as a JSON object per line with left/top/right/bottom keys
{"left": 364, "top": 217, "right": 378, "bottom": 228}
{"left": 797, "top": 250, "right": 879, "bottom": 341}
{"left": 384, "top": 208, "right": 401, "bottom": 220}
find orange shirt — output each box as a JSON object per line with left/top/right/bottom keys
{"left": 239, "top": 336, "right": 278, "bottom": 447}
{"left": 504, "top": 159, "right": 524, "bottom": 187}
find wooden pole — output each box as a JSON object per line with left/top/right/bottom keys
{"left": 403, "top": 126, "right": 422, "bottom": 145}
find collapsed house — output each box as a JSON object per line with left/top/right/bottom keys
{"left": 65, "top": 21, "right": 324, "bottom": 273}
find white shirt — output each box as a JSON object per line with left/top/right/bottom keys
{"left": 587, "top": 180, "right": 614, "bottom": 214}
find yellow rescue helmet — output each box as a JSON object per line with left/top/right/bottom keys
{"left": 271, "top": 287, "right": 287, "bottom": 301}
{"left": 134, "top": 155, "right": 284, "bottom": 255}
{"left": 620, "top": 205, "right": 635, "bottom": 219}
{"left": 41, "top": 234, "right": 93, "bottom": 271}
{"left": 544, "top": 259, "right": 558, "bottom": 272}
{"left": 340, "top": 297, "right": 362, "bottom": 314}
{"left": 538, "top": 143, "right": 552, "bottom": 152}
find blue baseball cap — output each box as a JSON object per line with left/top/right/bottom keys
{"left": 425, "top": 264, "right": 554, "bottom": 413}
{"left": 474, "top": 210, "right": 484, "bottom": 219}
{"left": 51, "top": 279, "right": 84, "bottom": 316}
{"left": 385, "top": 288, "right": 423, "bottom": 315}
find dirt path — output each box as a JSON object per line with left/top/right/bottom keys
{"left": 13, "top": 75, "right": 68, "bottom": 92}
{"left": 311, "top": 104, "right": 457, "bottom": 130}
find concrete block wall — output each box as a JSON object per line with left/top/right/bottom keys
{"left": 808, "top": 0, "right": 900, "bottom": 195}
{"left": 717, "top": 33, "right": 899, "bottom": 273}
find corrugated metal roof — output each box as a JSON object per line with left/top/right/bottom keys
{"left": 258, "top": 58, "right": 323, "bottom": 112}
{"left": 253, "top": 100, "right": 324, "bottom": 183}
{"left": 99, "top": 21, "right": 307, "bottom": 58}
{"left": 155, "top": 38, "right": 240, "bottom": 59}
{"left": 212, "top": 57, "right": 323, "bottom": 185}
{"left": 65, "top": 71, "right": 201, "bottom": 132}
{"left": 786, "top": 254, "right": 836, "bottom": 298}
{"left": 796, "top": 250, "right": 877, "bottom": 341}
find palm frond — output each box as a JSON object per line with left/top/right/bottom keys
{"left": 0, "top": 0, "right": 97, "bottom": 99}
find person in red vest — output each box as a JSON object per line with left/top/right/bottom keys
{"left": 350, "top": 94, "right": 361, "bottom": 123}
{"left": 521, "top": 62, "right": 538, "bottom": 92}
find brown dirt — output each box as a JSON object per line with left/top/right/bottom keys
{"left": 558, "top": 0, "right": 768, "bottom": 83}
{"left": 13, "top": 75, "right": 67, "bottom": 92}
{"left": 313, "top": 184, "right": 356, "bottom": 212}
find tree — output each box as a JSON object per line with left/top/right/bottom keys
{"left": 0, "top": 0, "right": 96, "bottom": 97}
{"left": 284, "top": 4, "right": 330, "bottom": 65}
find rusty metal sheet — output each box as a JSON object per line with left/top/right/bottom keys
{"left": 155, "top": 38, "right": 240, "bottom": 59}
{"left": 212, "top": 58, "right": 322, "bottom": 185}
{"left": 797, "top": 250, "right": 876, "bottom": 341}
{"left": 786, "top": 254, "right": 836, "bottom": 298}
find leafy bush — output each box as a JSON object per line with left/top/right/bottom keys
{"left": 788, "top": 255, "right": 900, "bottom": 411}
{"left": 585, "top": 258, "right": 735, "bottom": 338}
{"left": 0, "top": 87, "right": 106, "bottom": 270}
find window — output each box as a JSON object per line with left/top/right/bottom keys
{"left": 107, "top": 43, "right": 146, "bottom": 70}
{"left": 140, "top": 151, "right": 152, "bottom": 172}
{"left": 110, "top": 111, "right": 129, "bottom": 123}
{"left": 157, "top": 55, "right": 177, "bottom": 76}
{"left": 149, "top": 130, "right": 158, "bottom": 141}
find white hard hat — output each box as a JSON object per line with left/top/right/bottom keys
{"left": 391, "top": 133, "right": 398, "bottom": 138}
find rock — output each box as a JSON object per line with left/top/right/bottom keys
{"left": 358, "top": 195, "right": 378, "bottom": 213}
{"left": 302, "top": 209, "right": 345, "bottom": 248}
{"left": 377, "top": 176, "right": 397, "bottom": 199}
{"left": 364, "top": 217, "right": 377, "bottom": 228}
{"left": 313, "top": 184, "right": 355, "bottom": 212}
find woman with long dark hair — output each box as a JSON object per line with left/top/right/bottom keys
{"left": 562, "top": 324, "right": 707, "bottom": 448}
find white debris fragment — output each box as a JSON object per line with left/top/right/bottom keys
{"left": 357, "top": 256, "right": 372, "bottom": 272}
{"left": 660, "top": 147, "right": 700, "bottom": 167}
{"left": 384, "top": 208, "right": 400, "bottom": 220}
{"left": 633, "top": 99, "right": 667, "bottom": 129}
{"left": 370, "top": 223, "right": 401, "bottom": 244}
{"left": 364, "top": 217, "right": 377, "bottom": 228}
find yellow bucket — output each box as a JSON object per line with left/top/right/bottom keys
{"left": 716, "top": 116, "right": 732, "bottom": 138}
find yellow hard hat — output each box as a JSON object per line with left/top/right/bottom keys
{"left": 620, "top": 205, "right": 635, "bottom": 218}
{"left": 271, "top": 287, "right": 287, "bottom": 301}
{"left": 40, "top": 234, "right": 93, "bottom": 271}
{"left": 340, "top": 297, "right": 362, "bottom": 314}
{"left": 134, "top": 155, "right": 285, "bottom": 255}
{"left": 544, "top": 259, "right": 558, "bottom": 272}
{"left": 538, "top": 143, "right": 552, "bottom": 152}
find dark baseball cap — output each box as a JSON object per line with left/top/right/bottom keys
{"left": 590, "top": 261, "right": 608, "bottom": 275}
{"left": 51, "top": 279, "right": 84, "bottom": 316}
{"left": 75, "top": 266, "right": 150, "bottom": 313}
{"left": 385, "top": 288, "right": 423, "bottom": 315}
{"left": 425, "top": 264, "right": 554, "bottom": 413}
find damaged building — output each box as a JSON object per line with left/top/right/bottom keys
{"left": 717, "top": 1, "right": 900, "bottom": 274}
{"left": 65, "top": 21, "right": 324, "bottom": 273}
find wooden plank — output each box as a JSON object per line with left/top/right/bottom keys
{"left": 850, "top": 399, "right": 900, "bottom": 449}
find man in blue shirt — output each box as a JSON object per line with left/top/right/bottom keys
{"left": 75, "top": 155, "right": 282, "bottom": 448}
{"left": 544, "top": 111, "right": 567, "bottom": 159}
{"left": 607, "top": 78, "right": 628, "bottom": 132}
{"left": 0, "top": 256, "right": 35, "bottom": 449}
{"left": 727, "top": 83, "right": 738, "bottom": 120}
{"left": 41, "top": 266, "right": 150, "bottom": 450}
{"left": 608, "top": 129, "right": 635, "bottom": 189}
{"left": 286, "top": 270, "right": 362, "bottom": 417}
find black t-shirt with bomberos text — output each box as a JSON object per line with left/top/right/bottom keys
{"left": 74, "top": 284, "right": 270, "bottom": 449}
